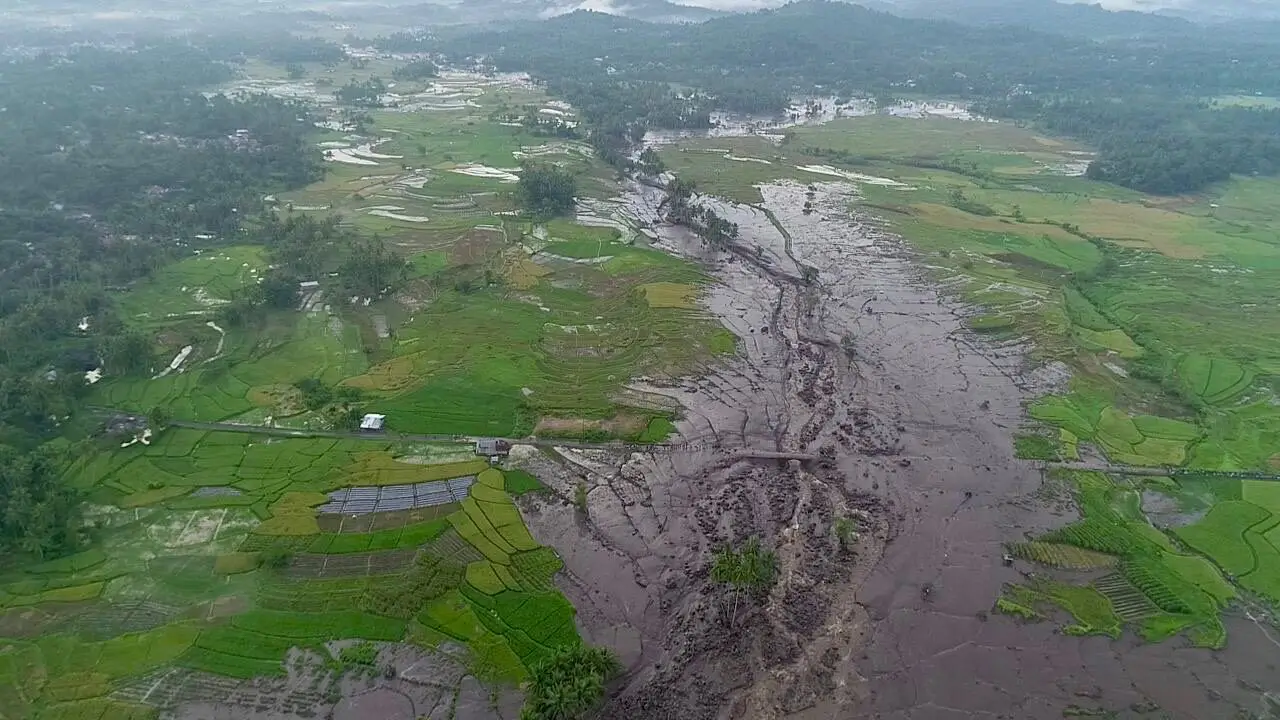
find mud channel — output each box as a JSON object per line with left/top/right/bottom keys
{"left": 511, "top": 177, "right": 1280, "bottom": 720}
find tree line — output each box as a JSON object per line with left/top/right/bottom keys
{"left": 977, "top": 97, "right": 1280, "bottom": 194}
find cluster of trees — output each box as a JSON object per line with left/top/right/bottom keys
{"left": 221, "top": 213, "right": 410, "bottom": 329}
{"left": 338, "top": 236, "right": 411, "bottom": 299}
{"left": 391, "top": 59, "right": 439, "bottom": 80}
{"left": 335, "top": 79, "right": 387, "bottom": 108}
{"left": 977, "top": 95, "right": 1280, "bottom": 193}
{"left": 0, "top": 445, "right": 81, "bottom": 560}
{"left": 206, "top": 33, "right": 346, "bottom": 65}
{"left": 636, "top": 148, "right": 666, "bottom": 177}
{"left": 662, "top": 178, "right": 740, "bottom": 250}
{"left": 293, "top": 378, "right": 366, "bottom": 430}
{"left": 521, "top": 645, "right": 621, "bottom": 720}
{"left": 417, "top": 0, "right": 1280, "bottom": 195}
{"left": 0, "top": 44, "right": 324, "bottom": 560}
{"left": 518, "top": 162, "right": 578, "bottom": 217}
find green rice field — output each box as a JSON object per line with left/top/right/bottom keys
{"left": 1, "top": 430, "right": 576, "bottom": 712}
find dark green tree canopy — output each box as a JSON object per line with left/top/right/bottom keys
{"left": 518, "top": 163, "right": 578, "bottom": 218}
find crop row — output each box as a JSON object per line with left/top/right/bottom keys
{"left": 1093, "top": 573, "right": 1159, "bottom": 621}
{"left": 1007, "top": 541, "right": 1117, "bottom": 570}
{"left": 179, "top": 646, "right": 285, "bottom": 679}
{"left": 1041, "top": 518, "right": 1136, "bottom": 556}
{"left": 230, "top": 610, "right": 406, "bottom": 641}
{"left": 1120, "top": 561, "right": 1191, "bottom": 615}
{"left": 306, "top": 517, "right": 452, "bottom": 555}
{"left": 27, "top": 697, "right": 155, "bottom": 720}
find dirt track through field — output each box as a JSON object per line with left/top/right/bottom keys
{"left": 512, "top": 178, "right": 1280, "bottom": 719}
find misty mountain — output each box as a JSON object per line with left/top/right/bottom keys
{"left": 346, "top": 0, "right": 723, "bottom": 23}
{"left": 878, "top": 0, "right": 1196, "bottom": 37}
{"left": 669, "top": 0, "right": 1280, "bottom": 24}
{"left": 1090, "top": 0, "right": 1280, "bottom": 22}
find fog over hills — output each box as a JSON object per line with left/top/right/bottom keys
{"left": 4, "top": 0, "right": 1277, "bottom": 33}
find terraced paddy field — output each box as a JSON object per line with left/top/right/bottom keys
{"left": 656, "top": 111, "right": 1280, "bottom": 641}
{"left": 0, "top": 432, "right": 572, "bottom": 717}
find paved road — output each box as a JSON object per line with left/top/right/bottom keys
{"left": 163, "top": 418, "right": 818, "bottom": 461}
{"left": 165, "top": 418, "right": 666, "bottom": 451}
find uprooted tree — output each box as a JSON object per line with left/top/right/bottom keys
{"left": 710, "top": 536, "right": 779, "bottom": 626}
{"left": 521, "top": 644, "right": 621, "bottom": 720}
{"left": 660, "top": 176, "right": 739, "bottom": 250}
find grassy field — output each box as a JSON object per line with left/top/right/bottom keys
{"left": 658, "top": 111, "right": 1280, "bottom": 642}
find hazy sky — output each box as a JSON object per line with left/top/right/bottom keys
{"left": 670, "top": 0, "right": 1279, "bottom": 11}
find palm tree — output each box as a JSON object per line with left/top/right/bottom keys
{"left": 521, "top": 645, "right": 620, "bottom": 720}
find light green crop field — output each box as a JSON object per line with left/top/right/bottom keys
{"left": 1211, "top": 95, "right": 1280, "bottom": 110}
{"left": 657, "top": 111, "right": 1280, "bottom": 643}
{"left": 1, "top": 426, "right": 573, "bottom": 711}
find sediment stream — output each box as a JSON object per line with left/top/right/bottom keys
{"left": 514, "top": 177, "right": 1279, "bottom": 719}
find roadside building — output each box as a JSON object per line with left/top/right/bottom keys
{"left": 360, "top": 413, "right": 386, "bottom": 433}
{"left": 474, "top": 438, "right": 512, "bottom": 457}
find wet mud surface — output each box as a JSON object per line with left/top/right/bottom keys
{"left": 159, "top": 643, "right": 520, "bottom": 720}
{"left": 513, "top": 180, "right": 1280, "bottom": 719}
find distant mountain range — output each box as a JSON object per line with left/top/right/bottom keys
{"left": 8, "top": 0, "right": 1278, "bottom": 33}
{"left": 465, "top": 0, "right": 1280, "bottom": 30}
{"left": 666, "top": 0, "right": 1280, "bottom": 24}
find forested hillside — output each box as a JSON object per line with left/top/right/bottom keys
{"left": 0, "top": 44, "right": 322, "bottom": 558}
{"left": 409, "top": 0, "right": 1280, "bottom": 194}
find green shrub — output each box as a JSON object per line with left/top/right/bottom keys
{"left": 833, "top": 517, "right": 859, "bottom": 553}
{"left": 339, "top": 642, "right": 378, "bottom": 666}
{"left": 1014, "top": 434, "right": 1061, "bottom": 461}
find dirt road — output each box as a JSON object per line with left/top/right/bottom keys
{"left": 511, "top": 179, "right": 1280, "bottom": 719}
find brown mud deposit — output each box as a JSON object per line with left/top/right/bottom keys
{"left": 158, "top": 643, "right": 520, "bottom": 720}
{"left": 512, "top": 180, "right": 1280, "bottom": 720}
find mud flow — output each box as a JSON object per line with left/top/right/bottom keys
{"left": 511, "top": 178, "right": 1280, "bottom": 720}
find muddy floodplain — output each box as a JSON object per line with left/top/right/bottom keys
{"left": 510, "top": 180, "right": 1280, "bottom": 720}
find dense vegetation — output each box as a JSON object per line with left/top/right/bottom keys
{"left": 409, "top": 0, "right": 1280, "bottom": 194}
{"left": 392, "top": 58, "right": 439, "bottom": 80}
{"left": 0, "top": 44, "right": 322, "bottom": 559}
{"left": 978, "top": 96, "right": 1280, "bottom": 194}
{"left": 518, "top": 163, "right": 578, "bottom": 218}
{"left": 662, "top": 177, "right": 740, "bottom": 250}
{"left": 336, "top": 78, "right": 387, "bottom": 108}
{"left": 521, "top": 645, "right": 621, "bottom": 720}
